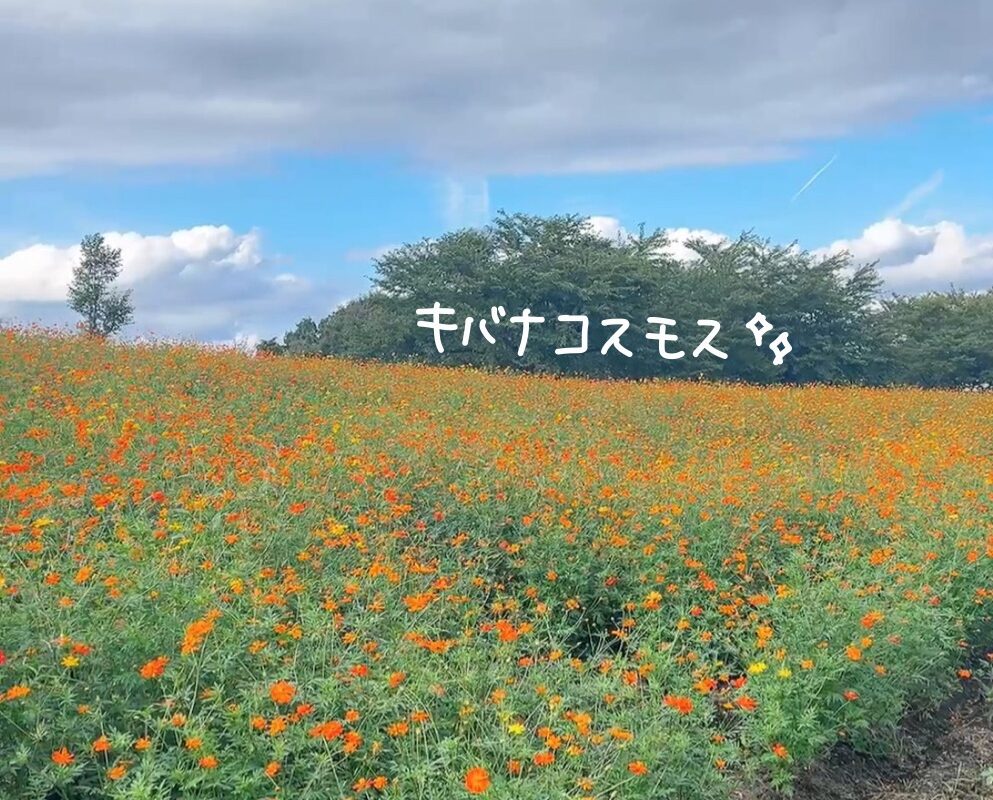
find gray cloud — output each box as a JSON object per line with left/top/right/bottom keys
{"left": 2, "top": 0, "right": 991, "bottom": 177}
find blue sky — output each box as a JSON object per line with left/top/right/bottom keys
{"left": 1, "top": 1, "right": 992, "bottom": 342}
{"left": 4, "top": 105, "right": 990, "bottom": 283}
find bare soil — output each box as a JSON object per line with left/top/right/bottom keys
{"left": 795, "top": 689, "right": 993, "bottom": 800}
{"left": 732, "top": 679, "right": 992, "bottom": 800}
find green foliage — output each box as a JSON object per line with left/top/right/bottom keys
{"left": 271, "top": 212, "right": 992, "bottom": 388}
{"left": 67, "top": 234, "right": 134, "bottom": 337}
{"left": 876, "top": 290, "right": 993, "bottom": 388}
{"left": 265, "top": 212, "right": 993, "bottom": 386}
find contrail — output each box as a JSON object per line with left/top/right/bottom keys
{"left": 791, "top": 153, "right": 838, "bottom": 202}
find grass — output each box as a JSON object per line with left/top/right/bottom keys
{"left": 1, "top": 330, "right": 991, "bottom": 799}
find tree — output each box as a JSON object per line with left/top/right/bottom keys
{"left": 274, "top": 211, "right": 993, "bottom": 387}
{"left": 286, "top": 212, "right": 880, "bottom": 383}
{"left": 283, "top": 317, "right": 320, "bottom": 355}
{"left": 875, "top": 289, "right": 993, "bottom": 387}
{"left": 313, "top": 294, "right": 419, "bottom": 359}
{"left": 68, "top": 234, "right": 134, "bottom": 337}
{"left": 255, "top": 338, "right": 286, "bottom": 356}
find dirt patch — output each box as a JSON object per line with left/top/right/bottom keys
{"left": 733, "top": 680, "right": 993, "bottom": 800}
{"left": 795, "top": 688, "right": 993, "bottom": 800}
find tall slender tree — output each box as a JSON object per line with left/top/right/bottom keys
{"left": 68, "top": 233, "right": 134, "bottom": 336}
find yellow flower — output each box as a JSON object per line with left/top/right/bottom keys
{"left": 507, "top": 722, "right": 526, "bottom": 736}
{"left": 747, "top": 661, "right": 768, "bottom": 675}
{"left": 61, "top": 655, "right": 80, "bottom": 668}
{"left": 777, "top": 667, "right": 792, "bottom": 679}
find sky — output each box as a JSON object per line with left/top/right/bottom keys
{"left": 1, "top": 0, "right": 992, "bottom": 345}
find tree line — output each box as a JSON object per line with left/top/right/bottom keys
{"left": 260, "top": 212, "right": 992, "bottom": 389}
{"left": 63, "top": 219, "right": 990, "bottom": 388}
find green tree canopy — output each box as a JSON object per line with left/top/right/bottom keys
{"left": 269, "top": 212, "right": 992, "bottom": 388}
{"left": 68, "top": 234, "right": 134, "bottom": 337}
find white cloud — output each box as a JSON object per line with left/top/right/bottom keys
{"left": 0, "top": 1, "right": 990, "bottom": 177}
{"left": 584, "top": 216, "right": 627, "bottom": 241}
{"left": 0, "top": 225, "right": 342, "bottom": 340}
{"left": 585, "top": 216, "right": 727, "bottom": 260}
{"left": 659, "top": 227, "right": 728, "bottom": 261}
{"left": 817, "top": 218, "right": 993, "bottom": 293}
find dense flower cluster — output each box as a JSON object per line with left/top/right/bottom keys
{"left": 0, "top": 330, "right": 991, "bottom": 799}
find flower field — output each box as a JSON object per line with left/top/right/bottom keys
{"left": 1, "top": 331, "right": 992, "bottom": 800}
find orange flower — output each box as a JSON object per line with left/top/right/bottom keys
{"left": 51, "top": 747, "right": 75, "bottom": 767}
{"left": 106, "top": 764, "right": 128, "bottom": 781}
{"left": 464, "top": 766, "right": 491, "bottom": 794}
{"left": 663, "top": 694, "right": 694, "bottom": 715}
{"left": 309, "top": 720, "right": 344, "bottom": 741}
{"left": 92, "top": 735, "right": 111, "bottom": 754}
{"left": 771, "top": 743, "right": 789, "bottom": 759}
{"left": 269, "top": 680, "right": 296, "bottom": 705}
{"left": 264, "top": 761, "right": 281, "bottom": 779}
{"left": 139, "top": 655, "right": 169, "bottom": 680}
{"left": 627, "top": 761, "right": 649, "bottom": 776}
{"left": 735, "top": 695, "right": 759, "bottom": 712}
{"left": 134, "top": 737, "right": 152, "bottom": 751}
{"left": 180, "top": 611, "right": 220, "bottom": 656}
{"left": 3, "top": 684, "right": 31, "bottom": 702}
{"left": 861, "top": 611, "right": 885, "bottom": 629}
{"left": 199, "top": 755, "right": 219, "bottom": 769}
{"left": 842, "top": 689, "right": 860, "bottom": 701}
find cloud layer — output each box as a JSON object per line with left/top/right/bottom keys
{"left": 0, "top": 225, "right": 333, "bottom": 341}
{"left": 2, "top": 0, "right": 991, "bottom": 177}
{"left": 818, "top": 218, "right": 993, "bottom": 294}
